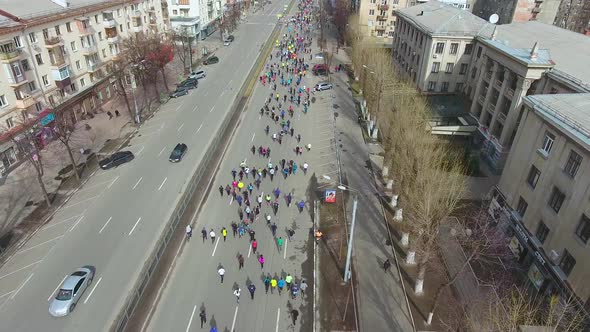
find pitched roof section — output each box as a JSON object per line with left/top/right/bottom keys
{"left": 395, "top": 0, "right": 494, "bottom": 38}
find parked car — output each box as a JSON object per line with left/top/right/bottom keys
{"left": 315, "top": 82, "right": 333, "bottom": 91}
{"left": 178, "top": 78, "right": 198, "bottom": 89}
{"left": 99, "top": 151, "right": 134, "bottom": 170}
{"left": 226, "top": 35, "right": 235, "bottom": 42}
{"left": 170, "top": 87, "right": 189, "bottom": 98}
{"left": 189, "top": 70, "right": 206, "bottom": 79}
{"left": 223, "top": 40, "right": 231, "bottom": 46}
{"left": 203, "top": 56, "right": 219, "bottom": 65}
{"left": 169, "top": 143, "right": 188, "bottom": 162}
{"left": 312, "top": 63, "right": 329, "bottom": 76}
{"left": 314, "top": 53, "right": 324, "bottom": 59}
{"left": 49, "top": 266, "right": 95, "bottom": 317}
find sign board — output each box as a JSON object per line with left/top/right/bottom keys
{"left": 324, "top": 189, "right": 336, "bottom": 203}
{"left": 527, "top": 263, "right": 545, "bottom": 290}
{"left": 40, "top": 113, "right": 55, "bottom": 126}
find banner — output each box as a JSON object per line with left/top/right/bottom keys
{"left": 325, "top": 189, "right": 336, "bottom": 203}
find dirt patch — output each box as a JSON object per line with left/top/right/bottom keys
{"left": 318, "top": 192, "right": 357, "bottom": 331}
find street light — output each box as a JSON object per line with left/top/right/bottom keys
{"left": 323, "top": 175, "right": 358, "bottom": 283}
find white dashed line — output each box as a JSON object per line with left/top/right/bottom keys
{"left": 185, "top": 305, "right": 197, "bottom": 332}
{"left": 132, "top": 177, "right": 143, "bottom": 190}
{"left": 128, "top": 217, "right": 142, "bottom": 236}
{"left": 48, "top": 275, "right": 68, "bottom": 301}
{"left": 158, "top": 147, "right": 166, "bottom": 156}
{"left": 99, "top": 217, "right": 112, "bottom": 234}
{"left": 209, "top": 106, "right": 215, "bottom": 113}
{"left": 68, "top": 215, "right": 85, "bottom": 232}
{"left": 83, "top": 277, "right": 102, "bottom": 304}
{"left": 11, "top": 273, "right": 33, "bottom": 300}
{"left": 158, "top": 177, "right": 168, "bottom": 191}
{"left": 177, "top": 123, "right": 185, "bottom": 132}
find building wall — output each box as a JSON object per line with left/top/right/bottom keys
{"left": 358, "top": 0, "right": 407, "bottom": 39}
{"left": 472, "top": 0, "right": 517, "bottom": 24}
{"left": 498, "top": 102, "right": 590, "bottom": 302}
{"left": 472, "top": 0, "right": 561, "bottom": 24}
{"left": 554, "top": 0, "right": 590, "bottom": 34}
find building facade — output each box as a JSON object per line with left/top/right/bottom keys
{"left": 0, "top": 0, "right": 169, "bottom": 174}
{"left": 493, "top": 93, "right": 590, "bottom": 307}
{"left": 166, "top": 0, "right": 225, "bottom": 37}
{"left": 358, "top": 0, "right": 409, "bottom": 39}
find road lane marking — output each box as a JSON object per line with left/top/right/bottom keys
{"left": 107, "top": 175, "right": 120, "bottom": 189}
{"left": 220, "top": 91, "right": 225, "bottom": 97}
{"left": 284, "top": 238, "right": 288, "bottom": 259}
{"left": 83, "top": 277, "right": 102, "bottom": 304}
{"left": 230, "top": 306, "right": 239, "bottom": 331}
{"left": 247, "top": 242, "right": 252, "bottom": 258}
{"left": 16, "top": 235, "right": 63, "bottom": 255}
{"left": 47, "top": 275, "right": 68, "bottom": 301}
{"left": 69, "top": 215, "right": 85, "bottom": 232}
{"left": 42, "top": 214, "right": 83, "bottom": 230}
{"left": 275, "top": 308, "right": 280, "bottom": 332}
{"left": 0, "top": 290, "right": 14, "bottom": 300}
{"left": 204, "top": 91, "right": 209, "bottom": 97}
{"left": 158, "top": 147, "right": 166, "bottom": 156}
{"left": 11, "top": 273, "right": 33, "bottom": 300}
{"left": 158, "top": 177, "right": 168, "bottom": 191}
{"left": 128, "top": 217, "right": 142, "bottom": 235}
{"left": 178, "top": 123, "right": 185, "bottom": 132}
{"left": 197, "top": 124, "right": 203, "bottom": 133}
{"left": 0, "top": 260, "right": 43, "bottom": 280}
{"left": 185, "top": 305, "right": 197, "bottom": 332}
{"left": 192, "top": 105, "right": 199, "bottom": 112}
{"left": 211, "top": 237, "right": 220, "bottom": 256}
{"left": 137, "top": 146, "right": 145, "bottom": 155}
{"left": 132, "top": 177, "right": 143, "bottom": 190}
{"left": 62, "top": 196, "right": 99, "bottom": 210}
{"left": 251, "top": 133, "right": 256, "bottom": 142}
{"left": 174, "top": 104, "right": 182, "bottom": 112}
{"left": 209, "top": 106, "right": 215, "bottom": 113}
{"left": 228, "top": 196, "right": 234, "bottom": 205}
{"left": 99, "top": 217, "right": 113, "bottom": 234}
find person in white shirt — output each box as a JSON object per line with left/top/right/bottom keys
{"left": 185, "top": 224, "right": 192, "bottom": 239}
{"left": 218, "top": 267, "right": 225, "bottom": 283}
{"left": 233, "top": 288, "right": 241, "bottom": 303}
{"left": 209, "top": 229, "right": 216, "bottom": 244}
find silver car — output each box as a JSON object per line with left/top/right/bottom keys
{"left": 189, "top": 70, "right": 206, "bottom": 79}
{"left": 49, "top": 266, "right": 94, "bottom": 317}
{"left": 315, "top": 82, "right": 333, "bottom": 91}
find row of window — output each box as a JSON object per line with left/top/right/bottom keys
{"left": 534, "top": 217, "right": 586, "bottom": 277}
{"left": 434, "top": 42, "right": 473, "bottom": 56}
{"left": 427, "top": 81, "right": 464, "bottom": 93}
{"left": 431, "top": 62, "right": 469, "bottom": 74}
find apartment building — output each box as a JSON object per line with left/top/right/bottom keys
{"left": 492, "top": 93, "right": 590, "bottom": 307}
{"left": 358, "top": 0, "right": 408, "bottom": 39}
{"left": 471, "top": 0, "right": 562, "bottom": 26}
{"left": 0, "top": 0, "right": 169, "bottom": 174}
{"left": 167, "top": 0, "right": 224, "bottom": 37}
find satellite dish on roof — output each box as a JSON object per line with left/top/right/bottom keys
{"left": 489, "top": 14, "right": 499, "bottom": 24}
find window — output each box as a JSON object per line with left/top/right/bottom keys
{"left": 35, "top": 102, "right": 43, "bottom": 112}
{"left": 94, "top": 15, "right": 99, "bottom": 24}
{"left": 11, "top": 63, "right": 22, "bottom": 78}
{"left": 21, "top": 59, "right": 30, "bottom": 71}
{"left": 441, "top": 82, "right": 449, "bottom": 92}
{"left": 471, "top": 67, "right": 477, "bottom": 79}
{"left": 102, "top": 49, "right": 107, "bottom": 58}
{"left": 464, "top": 44, "right": 473, "bottom": 55}
{"left": 42, "top": 75, "right": 49, "bottom": 86}
{"left": 526, "top": 165, "right": 541, "bottom": 188}
{"left": 541, "top": 132, "right": 555, "bottom": 154}
{"left": 35, "top": 54, "right": 43, "bottom": 65}
{"left": 66, "top": 22, "right": 72, "bottom": 32}
{"left": 13, "top": 36, "right": 22, "bottom": 48}
{"left": 427, "top": 81, "right": 436, "bottom": 92}
{"left": 71, "top": 41, "right": 77, "bottom": 52}
{"left": 55, "top": 25, "right": 61, "bottom": 35}
{"left": 459, "top": 63, "right": 468, "bottom": 75}
{"left": 574, "top": 214, "right": 590, "bottom": 244}
{"left": 5, "top": 117, "right": 13, "bottom": 128}
{"left": 172, "top": 9, "right": 178, "bottom": 15}
{"left": 98, "top": 31, "right": 103, "bottom": 40}
{"left": 42, "top": 28, "right": 49, "bottom": 40}
{"left": 0, "top": 95, "right": 7, "bottom": 107}
{"left": 435, "top": 42, "right": 444, "bottom": 54}
{"left": 516, "top": 197, "right": 528, "bottom": 217}
{"left": 28, "top": 32, "right": 37, "bottom": 43}
{"left": 80, "top": 78, "right": 86, "bottom": 87}
{"left": 431, "top": 62, "right": 440, "bottom": 73}
{"left": 27, "top": 81, "right": 36, "bottom": 92}
{"left": 559, "top": 249, "right": 576, "bottom": 276}
{"left": 106, "top": 86, "right": 111, "bottom": 98}
{"left": 76, "top": 60, "right": 81, "bottom": 70}
{"left": 548, "top": 187, "right": 565, "bottom": 213}
{"left": 126, "top": 22, "right": 131, "bottom": 30}
{"left": 369, "top": 9, "right": 375, "bottom": 15}
{"left": 117, "top": 9, "right": 121, "bottom": 17}
{"left": 455, "top": 82, "right": 464, "bottom": 92}
{"left": 564, "top": 150, "right": 582, "bottom": 178}
{"left": 476, "top": 46, "right": 482, "bottom": 58}
{"left": 70, "top": 83, "right": 77, "bottom": 92}
{"left": 445, "top": 63, "right": 454, "bottom": 73}
{"left": 449, "top": 43, "right": 458, "bottom": 55}
{"left": 536, "top": 221, "right": 549, "bottom": 244}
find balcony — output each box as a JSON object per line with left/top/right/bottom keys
{"left": 44, "top": 36, "right": 62, "bottom": 47}
{"left": 131, "top": 10, "right": 141, "bottom": 18}
{"left": 506, "top": 88, "right": 514, "bottom": 99}
{"left": 477, "top": 95, "right": 485, "bottom": 105}
{"left": 494, "top": 79, "right": 502, "bottom": 89}
{"left": 7, "top": 75, "right": 27, "bottom": 86}
{"left": 0, "top": 48, "right": 21, "bottom": 62}
{"left": 50, "top": 55, "right": 67, "bottom": 68}
{"left": 132, "top": 25, "right": 142, "bottom": 33}
{"left": 149, "top": 17, "right": 157, "bottom": 25}
{"left": 87, "top": 62, "right": 100, "bottom": 72}
{"left": 497, "top": 112, "right": 507, "bottom": 124}
{"left": 15, "top": 96, "right": 35, "bottom": 109}
{"left": 378, "top": 4, "right": 389, "bottom": 10}
{"left": 103, "top": 18, "right": 116, "bottom": 28}
{"left": 81, "top": 44, "right": 97, "bottom": 55}
{"left": 377, "top": 15, "right": 388, "bottom": 21}
{"left": 107, "top": 34, "right": 120, "bottom": 43}
{"left": 111, "top": 52, "right": 123, "bottom": 61}
{"left": 375, "top": 25, "right": 386, "bottom": 31}
{"left": 532, "top": 7, "right": 541, "bottom": 13}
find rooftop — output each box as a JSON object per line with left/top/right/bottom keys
{"left": 395, "top": 0, "right": 494, "bottom": 38}
{"left": 485, "top": 21, "right": 590, "bottom": 88}
{"left": 525, "top": 93, "right": 590, "bottom": 148}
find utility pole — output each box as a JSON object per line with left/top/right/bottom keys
{"left": 344, "top": 197, "right": 358, "bottom": 282}
{"left": 188, "top": 33, "right": 193, "bottom": 71}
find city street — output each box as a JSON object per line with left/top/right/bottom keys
{"left": 0, "top": 2, "right": 287, "bottom": 331}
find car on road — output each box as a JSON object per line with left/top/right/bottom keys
{"left": 178, "top": 78, "right": 198, "bottom": 89}
{"left": 226, "top": 35, "right": 235, "bottom": 42}
{"left": 315, "top": 82, "right": 333, "bottom": 91}
{"left": 49, "top": 266, "right": 95, "bottom": 317}
{"left": 169, "top": 143, "right": 188, "bottom": 162}
{"left": 99, "top": 151, "right": 134, "bottom": 170}
{"left": 223, "top": 40, "right": 230, "bottom": 46}
{"left": 169, "top": 87, "right": 189, "bottom": 98}
{"left": 189, "top": 70, "right": 206, "bottom": 79}
{"left": 203, "top": 56, "right": 219, "bottom": 65}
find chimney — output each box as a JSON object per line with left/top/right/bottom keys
{"left": 530, "top": 41, "right": 539, "bottom": 60}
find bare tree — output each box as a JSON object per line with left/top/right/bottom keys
{"left": 50, "top": 110, "right": 80, "bottom": 181}
{"left": 169, "top": 28, "right": 195, "bottom": 74}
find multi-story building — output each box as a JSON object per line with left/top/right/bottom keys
{"left": 492, "top": 93, "right": 590, "bottom": 308}
{"left": 392, "top": 1, "right": 590, "bottom": 173}
{"left": 554, "top": 0, "right": 590, "bottom": 35}
{"left": 357, "top": 0, "right": 409, "bottom": 40}
{"left": 0, "top": 0, "right": 169, "bottom": 174}
{"left": 166, "top": 0, "right": 224, "bottom": 37}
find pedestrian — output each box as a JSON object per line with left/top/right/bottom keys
{"left": 231, "top": 169, "right": 237, "bottom": 180}
{"left": 210, "top": 229, "right": 216, "bottom": 244}
{"left": 300, "top": 280, "right": 308, "bottom": 297}
{"left": 238, "top": 254, "right": 245, "bottom": 269}
{"left": 218, "top": 185, "right": 224, "bottom": 197}
{"left": 248, "top": 283, "right": 256, "bottom": 300}
{"left": 218, "top": 266, "right": 225, "bottom": 283}
{"left": 225, "top": 185, "right": 231, "bottom": 196}
{"left": 107, "top": 111, "right": 113, "bottom": 119}
{"left": 258, "top": 254, "right": 265, "bottom": 269}
{"left": 277, "top": 237, "right": 284, "bottom": 251}
{"left": 285, "top": 273, "right": 293, "bottom": 290}
{"left": 252, "top": 239, "right": 258, "bottom": 253}
{"left": 270, "top": 277, "right": 277, "bottom": 294}
{"left": 249, "top": 229, "right": 256, "bottom": 242}
{"left": 115, "top": 110, "right": 120, "bottom": 117}
{"left": 236, "top": 195, "right": 243, "bottom": 206}
{"left": 186, "top": 224, "right": 192, "bottom": 240}
{"left": 383, "top": 259, "right": 391, "bottom": 272}
{"left": 199, "top": 309, "right": 207, "bottom": 328}
{"left": 202, "top": 227, "right": 207, "bottom": 242}
{"left": 296, "top": 134, "right": 301, "bottom": 143}
{"left": 297, "top": 200, "right": 305, "bottom": 212}
{"left": 315, "top": 229, "right": 323, "bottom": 243}
{"left": 264, "top": 275, "right": 271, "bottom": 293}
{"left": 222, "top": 227, "right": 228, "bottom": 241}
{"left": 287, "top": 228, "right": 295, "bottom": 241}
{"left": 231, "top": 222, "right": 238, "bottom": 237}
{"left": 293, "top": 163, "right": 298, "bottom": 174}
{"left": 303, "top": 162, "right": 308, "bottom": 174}
{"left": 291, "top": 309, "right": 299, "bottom": 325}
{"left": 278, "top": 278, "right": 285, "bottom": 295}
{"left": 291, "top": 282, "right": 299, "bottom": 299}
{"left": 234, "top": 287, "right": 241, "bottom": 303}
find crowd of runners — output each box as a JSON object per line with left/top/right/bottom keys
{"left": 187, "top": 0, "right": 319, "bottom": 330}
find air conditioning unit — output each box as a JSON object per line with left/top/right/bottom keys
{"left": 550, "top": 250, "right": 560, "bottom": 264}
{"left": 432, "top": 54, "right": 438, "bottom": 59}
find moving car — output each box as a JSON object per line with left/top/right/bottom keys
{"left": 49, "top": 266, "right": 95, "bottom": 317}
{"left": 203, "top": 56, "right": 219, "bottom": 65}
{"left": 99, "top": 151, "right": 134, "bottom": 170}
{"left": 178, "top": 78, "right": 198, "bottom": 89}
{"left": 169, "top": 143, "right": 188, "bottom": 162}
{"left": 315, "top": 82, "right": 333, "bottom": 91}
{"left": 189, "top": 70, "right": 206, "bottom": 79}
{"left": 170, "top": 87, "right": 189, "bottom": 98}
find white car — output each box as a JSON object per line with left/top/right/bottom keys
{"left": 223, "top": 40, "right": 231, "bottom": 46}
{"left": 189, "top": 70, "right": 206, "bottom": 79}
{"left": 315, "top": 82, "right": 333, "bottom": 91}
{"left": 314, "top": 53, "right": 324, "bottom": 59}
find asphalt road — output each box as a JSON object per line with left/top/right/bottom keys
{"left": 143, "top": 4, "right": 328, "bottom": 332}
{"left": 0, "top": 4, "right": 286, "bottom": 331}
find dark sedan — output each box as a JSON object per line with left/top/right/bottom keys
{"left": 99, "top": 151, "right": 134, "bottom": 170}
{"left": 169, "top": 143, "right": 188, "bottom": 162}
{"left": 203, "top": 56, "right": 219, "bottom": 65}
{"left": 169, "top": 87, "right": 189, "bottom": 98}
